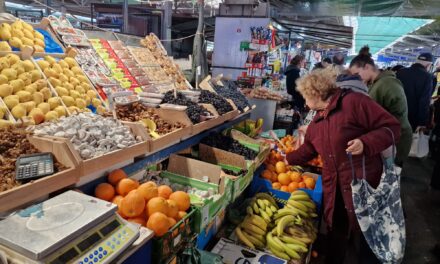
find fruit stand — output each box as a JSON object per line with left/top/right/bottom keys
{"left": 0, "top": 15, "right": 323, "bottom": 264}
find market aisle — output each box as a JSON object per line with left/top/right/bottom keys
{"left": 401, "top": 157, "right": 440, "bottom": 264}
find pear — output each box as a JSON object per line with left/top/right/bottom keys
{"left": 0, "top": 107, "right": 4, "bottom": 119}
{"left": 32, "top": 92, "right": 44, "bottom": 105}
{"left": 96, "top": 105, "right": 106, "bottom": 115}
{"left": 64, "top": 83, "right": 74, "bottom": 90}
{"left": 86, "top": 90, "right": 97, "bottom": 99}
{"left": 92, "top": 98, "right": 101, "bottom": 107}
{"left": 0, "top": 23, "right": 11, "bottom": 32}
{"left": 61, "top": 96, "right": 75, "bottom": 107}
{"left": 22, "top": 60, "right": 35, "bottom": 72}
{"left": 58, "top": 74, "right": 68, "bottom": 83}
{"left": 30, "top": 69, "right": 41, "bottom": 82}
{"left": 8, "top": 37, "right": 22, "bottom": 48}
{"left": 29, "top": 108, "right": 45, "bottom": 124}
{"left": 11, "top": 20, "right": 23, "bottom": 30}
{"left": 24, "top": 85, "right": 37, "bottom": 94}
{"left": 15, "top": 90, "right": 31, "bottom": 102}
{"left": 34, "top": 79, "right": 47, "bottom": 90}
{"left": 75, "top": 86, "right": 85, "bottom": 94}
{"left": 54, "top": 106, "right": 66, "bottom": 117}
{"left": 63, "top": 68, "right": 74, "bottom": 78}
{"left": 2, "top": 68, "right": 17, "bottom": 81}
{"left": 44, "top": 68, "right": 59, "bottom": 78}
{"left": 22, "top": 21, "right": 33, "bottom": 32}
{"left": 52, "top": 63, "right": 62, "bottom": 73}
{"left": 48, "top": 97, "right": 60, "bottom": 110}
{"left": 48, "top": 77, "right": 61, "bottom": 87}
{"left": 0, "top": 74, "right": 8, "bottom": 85}
{"left": 11, "top": 29, "right": 24, "bottom": 39}
{"left": 34, "top": 30, "right": 44, "bottom": 40}
{"left": 0, "top": 58, "right": 9, "bottom": 71}
{"left": 3, "top": 95, "right": 19, "bottom": 109}
{"left": 11, "top": 64, "right": 25, "bottom": 75}
{"left": 23, "top": 101, "right": 36, "bottom": 112}
{"left": 45, "top": 111, "right": 58, "bottom": 121}
{"left": 64, "top": 57, "right": 77, "bottom": 68}
{"left": 34, "top": 45, "right": 44, "bottom": 53}
{"left": 0, "top": 83, "right": 12, "bottom": 97}
{"left": 11, "top": 104, "right": 26, "bottom": 119}
{"left": 40, "top": 87, "right": 51, "bottom": 100}
{"left": 18, "top": 72, "right": 32, "bottom": 85}
{"left": 77, "top": 75, "right": 89, "bottom": 83}
{"left": 0, "top": 41, "right": 11, "bottom": 51}
{"left": 69, "top": 90, "right": 80, "bottom": 99}
{"left": 71, "top": 66, "right": 82, "bottom": 75}
{"left": 23, "top": 29, "right": 34, "bottom": 40}
{"left": 75, "top": 98, "right": 86, "bottom": 109}
{"left": 58, "top": 60, "right": 69, "bottom": 69}
{"left": 34, "top": 38, "right": 45, "bottom": 48}
{"left": 22, "top": 37, "right": 33, "bottom": 46}
{"left": 69, "top": 77, "right": 80, "bottom": 87}
{"left": 37, "top": 102, "right": 50, "bottom": 114}
{"left": 68, "top": 106, "right": 80, "bottom": 114}
{"left": 7, "top": 54, "right": 21, "bottom": 65}
{"left": 44, "top": 56, "right": 56, "bottom": 66}
{"left": 81, "top": 82, "right": 92, "bottom": 91}
{"left": 0, "top": 27, "right": 11, "bottom": 40}
{"left": 9, "top": 79, "right": 24, "bottom": 93}
{"left": 36, "top": 60, "right": 50, "bottom": 70}
{"left": 85, "top": 95, "right": 91, "bottom": 105}
{"left": 55, "top": 86, "right": 69, "bottom": 96}
{"left": 0, "top": 119, "right": 12, "bottom": 128}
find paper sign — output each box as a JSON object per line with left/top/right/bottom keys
{"left": 201, "top": 204, "right": 210, "bottom": 228}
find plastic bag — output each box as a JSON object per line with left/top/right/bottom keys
{"left": 409, "top": 132, "right": 429, "bottom": 158}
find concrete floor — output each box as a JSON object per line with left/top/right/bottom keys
{"left": 311, "top": 157, "right": 440, "bottom": 264}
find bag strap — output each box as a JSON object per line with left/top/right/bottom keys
{"left": 347, "top": 152, "right": 366, "bottom": 182}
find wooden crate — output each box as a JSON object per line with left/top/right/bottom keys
{"left": 0, "top": 135, "right": 79, "bottom": 213}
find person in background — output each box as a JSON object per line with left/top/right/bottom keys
{"left": 431, "top": 96, "right": 440, "bottom": 190}
{"left": 349, "top": 46, "right": 412, "bottom": 168}
{"left": 285, "top": 55, "right": 306, "bottom": 132}
{"left": 396, "top": 53, "right": 434, "bottom": 132}
{"left": 313, "top": 57, "right": 332, "bottom": 70}
{"left": 391, "top": 65, "right": 405, "bottom": 72}
{"left": 288, "top": 69, "right": 401, "bottom": 264}
{"left": 333, "top": 53, "right": 345, "bottom": 72}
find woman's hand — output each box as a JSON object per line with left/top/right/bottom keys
{"left": 346, "top": 139, "right": 364, "bottom": 155}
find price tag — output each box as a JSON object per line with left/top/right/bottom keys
{"left": 201, "top": 204, "right": 210, "bottom": 228}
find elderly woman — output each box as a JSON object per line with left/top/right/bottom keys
{"left": 286, "top": 69, "right": 401, "bottom": 264}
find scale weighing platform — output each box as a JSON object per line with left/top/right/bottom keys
{"left": 0, "top": 191, "right": 140, "bottom": 264}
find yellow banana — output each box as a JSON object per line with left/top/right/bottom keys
{"left": 294, "top": 236, "right": 313, "bottom": 244}
{"left": 265, "top": 206, "right": 273, "bottom": 217}
{"left": 309, "top": 212, "right": 318, "bottom": 218}
{"left": 252, "top": 202, "right": 260, "bottom": 214}
{"left": 285, "top": 204, "right": 309, "bottom": 218}
{"left": 278, "top": 235, "right": 307, "bottom": 247}
{"left": 282, "top": 244, "right": 301, "bottom": 260}
{"left": 266, "top": 232, "right": 284, "bottom": 252}
{"left": 287, "top": 200, "right": 309, "bottom": 212}
{"left": 285, "top": 243, "right": 309, "bottom": 253}
{"left": 246, "top": 206, "right": 254, "bottom": 215}
{"left": 241, "top": 222, "right": 266, "bottom": 236}
{"left": 255, "top": 193, "right": 278, "bottom": 209}
{"left": 276, "top": 215, "right": 295, "bottom": 237}
{"left": 249, "top": 214, "right": 267, "bottom": 230}
{"left": 270, "top": 205, "right": 277, "bottom": 213}
{"left": 260, "top": 210, "right": 271, "bottom": 223}
{"left": 268, "top": 245, "right": 290, "bottom": 260}
{"left": 291, "top": 190, "right": 308, "bottom": 196}
{"left": 257, "top": 199, "right": 266, "bottom": 210}
{"left": 289, "top": 194, "right": 311, "bottom": 202}
{"left": 263, "top": 199, "right": 271, "bottom": 207}
{"left": 243, "top": 231, "right": 265, "bottom": 248}
{"left": 235, "top": 227, "right": 255, "bottom": 249}
{"left": 273, "top": 208, "right": 301, "bottom": 219}
{"left": 300, "top": 200, "right": 316, "bottom": 210}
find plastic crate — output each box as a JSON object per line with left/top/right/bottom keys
{"left": 152, "top": 207, "right": 196, "bottom": 264}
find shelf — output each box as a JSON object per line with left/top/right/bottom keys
{"left": 78, "top": 112, "right": 251, "bottom": 195}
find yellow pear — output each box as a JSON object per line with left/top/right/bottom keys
{"left": 8, "top": 37, "right": 22, "bottom": 48}
{"left": 64, "top": 57, "right": 77, "bottom": 68}
{"left": 36, "top": 60, "right": 50, "bottom": 70}
{"left": 47, "top": 97, "right": 60, "bottom": 110}
{"left": 2, "top": 68, "right": 17, "bottom": 81}
{"left": 52, "top": 63, "right": 63, "bottom": 73}
{"left": 11, "top": 64, "right": 25, "bottom": 75}
{"left": 92, "top": 98, "right": 101, "bottom": 107}
{"left": 22, "top": 21, "right": 33, "bottom": 32}
{"left": 0, "top": 83, "right": 13, "bottom": 97}
{"left": 37, "top": 102, "right": 50, "bottom": 114}
{"left": 23, "top": 101, "right": 36, "bottom": 112}
{"left": 58, "top": 74, "right": 68, "bottom": 83}
{"left": 69, "top": 77, "right": 80, "bottom": 86}
{"left": 11, "top": 29, "right": 24, "bottom": 39}
{"left": 76, "top": 75, "right": 89, "bottom": 83}
{"left": 23, "top": 29, "right": 34, "bottom": 40}
{"left": 63, "top": 68, "right": 74, "bottom": 78}
{"left": 34, "top": 30, "right": 44, "bottom": 40}
{"left": 62, "top": 96, "right": 75, "bottom": 107}
{"left": 40, "top": 87, "right": 51, "bottom": 100}
{"left": 58, "top": 60, "right": 69, "bottom": 69}
{"left": 32, "top": 92, "right": 44, "bottom": 105}
{"left": 22, "top": 37, "right": 33, "bottom": 46}
{"left": 64, "top": 83, "right": 74, "bottom": 90}
{"left": 68, "top": 106, "right": 80, "bottom": 114}
{"left": 34, "top": 39, "right": 45, "bottom": 48}
{"left": 70, "top": 66, "right": 82, "bottom": 75}
{"left": 55, "top": 86, "right": 69, "bottom": 96}
{"left": 30, "top": 69, "right": 41, "bottom": 82}
{"left": 45, "top": 110, "right": 58, "bottom": 121}
{"left": 0, "top": 23, "right": 11, "bottom": 32}
{"left": 4, "top": 95, "right": 19, "bottom": 109}
{"left": 0, "top": 74, "right": 8, "bottom": 84}
{"left": 15, "top": 90, "right": 31, "bottom": 102}
{"left": 75, "top": 98, "right": 86, "bottom": 109}
{"left": 18, "top": 72, "right": 32, "bottom": 85}
{"left": 75, "top": 85, "right": 85, "bottom": 94}
{"left": 44, "top": 68, "right": 59, "bottom": 79}
{"left": 29, "top": 108, "right": 45, "bottom": 124}
{"left": 9, "top": 79, "right": 24, "bottom": 93}
{"left": 11, "top": 20, "right": 23, "bottom": 30}
{"left": 0, "top": 28, "right": 11, "bottom": 40}
{"left": 44, "top": 56, "right": 56, "bottom": 66}
{"left": 0, "top": 41, "right": 11, "bottom": 51}
{"left": 24, "top": 85, "right": 37, "bottom": 94}
{"left": 81, "top": 82, "right": 92, "bottom": 91}
{"left": 34, "top": 79, "right": 47, "bottom": 90}
{"left": 21, "top": 60, "right": 35, "bottom": 72}
{"left": 7, "top": 54, "right": 20, "bottom": 65}
{"left": 11, "top": 104, "right": 26, "bottom": 119}
{"left": 69, "top": 90, "right": 80, "bottom": 99}
{"left": 34, "top": 45, "right": 44, "bottom": 53}
{"left": 86, "top": 90, "right": 97, "bottom": 98}
{"left": 48, "top": 77, "right": 61, "bottom": 87}
{"left": 54, "top": 106, "right": 66, "bottom": 117}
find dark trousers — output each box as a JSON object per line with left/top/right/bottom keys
{"left": 325, "top": 189, "right": 380, "bottom": 264}
{"left": 431, "top": 153, "right": 440, "bottom": 189}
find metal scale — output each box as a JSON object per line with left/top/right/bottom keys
{"left": 0, "top": 191, "right": 140, "bottom": 264}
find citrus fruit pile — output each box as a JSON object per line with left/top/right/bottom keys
{"left": 94, "top": 169, "right": 190, "bottom": 237}
{"left": 269, "top": 135, "right": 323, "bottom": 168}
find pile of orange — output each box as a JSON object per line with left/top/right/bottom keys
{"left": 94, "top": 169, "right": 190, "bottom": 237}
{"left": 261, "top": 161, "right": 316, "bottom": 192}
{"left": 270, "top": 135, "right": 323, "bottom": 168}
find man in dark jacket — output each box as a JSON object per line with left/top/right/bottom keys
{"left": 285, "top": 55, "right": 305, "bottom": 132}
{"left": 396, "top": 53, "right": 434, "bottom": 132}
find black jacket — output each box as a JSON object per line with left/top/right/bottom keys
{"left": 285, "top": 65, "right": 305, "bottom": 110}
{"left": 396, "top": 63, "right": 433, "bottom": 131}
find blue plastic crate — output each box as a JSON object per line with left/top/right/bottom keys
{"left": 250, "top": 170, "right": 323, "bottom": 210}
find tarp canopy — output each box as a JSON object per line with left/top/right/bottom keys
{"left": 354, "top": 17, "right": 433, "bottom": 55}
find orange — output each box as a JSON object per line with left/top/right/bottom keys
{"left": 166, "top": 199, "right": 179, "bottom": 219}
{"left": 280, "top": 186, "right": 289, "bottom": 192}
{"left": 305, "top": 177, "right": 316, "bottom": 190}
{"left": 290, "top": 171, "right": 302, "bottom": 183}
{"left": 278, "top": 173, "right": 291, "bottom": 185}
{"left": 288, "top": 182, "right": 299, "bottom": 192}
{"left": 146, "top": 197, "right": 169, "bottom": 217}
{"left": 266, "top": 164, "right": 276, "bottom": 172}
{"left": 271, "top": 172, "right": 278, "bottom": 182}
{"left": 298, "top": 182, "right": 306, "bottom": 189}
{"left": 137, "top": 183, "right": 158, "bottom": 202}
{"left": 143, "top": 181, "right": 157, "bottom": 188}
{"left": 272, "top": 182, "right": 281, "bottom": 190}
{"left": 275, "top": 152, "right": 282, "bottom": 161}
{"left": 120, "top": 191, "right": 146, "bottom": 218}
{"left": 128, "top": 217, "right": 146, "bottom": 226}
{"left": 275, "top": 161, "right": 286, "bottom": 174}
{"left": 169, "top": 191, "right": 190, "bottom": 212}
{"left": 147, "top": 212, "right": 170, "bottom": 237}
{"left": 157, "top": 185, "right": 173, "bottom": 199}
{"left": 116, "top": 178, "right": 138, "bottom": 196}
{"left": 108, "top": 169, "right": 127, "bottom": 186}
{"left": 262, "top": 170, "right": 272, "bottom": 180}
{"left": 94, "top": 183, "right": 115, "bottom": 201}
{"left": 168, "top": 217, "right": 177, "bottom": 228}
{"left": 176, "top": 211, "right": 187, "bottom": 221}
{"left": 112, "top": 195, "right": 127, "bottom": 218}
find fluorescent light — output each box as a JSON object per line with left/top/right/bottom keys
{"left": 418, "top": 46, "right": 424, "bottom": 48}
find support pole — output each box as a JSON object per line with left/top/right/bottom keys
{"left": 123, "top": 0, "right": 129, "bottom": 33}
{"left": 162, "top": 1, "right": 172, "bottom": 54}
{"left": 192, "top": 0, "right": 208, "bottom": 86}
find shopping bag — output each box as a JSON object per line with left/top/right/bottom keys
{"left": 349, "top": 128, "right": 406, "bottom": 264}
{"left": 409, "top": 132, "right": 429, "bottom": 158}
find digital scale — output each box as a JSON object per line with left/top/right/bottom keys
{"left": 0, "top": 191, "right": 140, "bottom": 264}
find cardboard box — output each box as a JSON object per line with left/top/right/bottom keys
{"left": 198, "top": 143, "right": 256, "bottom": 201}
{"left": 0, "top": 136, "right": 79, "bottom": 212}
{"left": 211, "top": 238, "right": 288, "bottom": 264}
{"left": 166, "top": 154, "right": 230, "bottom": 233}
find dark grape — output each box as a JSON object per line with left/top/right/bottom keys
{"left": 211, "top": 80, "right": 251, "bottom": 112}
{"left": 198, "top": 90, "right": 233, "bottom": 115}
{"left": 201, "top": 133, "right": 257, "bottom": 160}
{"left": 161, "top": 91, "right": 210, "bottom": 124}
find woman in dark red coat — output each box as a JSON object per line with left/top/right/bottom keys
{"left": 287, "top": 69, "right": 401, "bottom": 264}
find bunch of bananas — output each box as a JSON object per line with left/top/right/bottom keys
{"left": 235, "top": 193, "right": 278, "bottom": 249}
{"left": 233, "top": 118, "right": 263, "bottom": 138}
{"left": 235, "top": 191, "right": 319, "bottom": 261}
{"left": 267, "top": 190, "right": 318, "bottom": 260}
